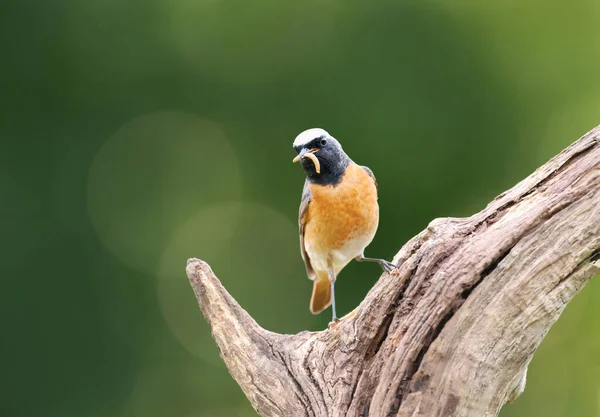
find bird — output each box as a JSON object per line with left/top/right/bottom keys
{"left": 292, "top": 128, "right": 397, "bottom": 325}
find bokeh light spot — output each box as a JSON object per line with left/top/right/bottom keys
{"left": 157, "top": 202, "right": 243, "bottom": 365}
{"left": 87, "top": 111, "right": 241, "bottom": 273}
{"left": 158, "top": 201, "right": 315, "bottom": 361}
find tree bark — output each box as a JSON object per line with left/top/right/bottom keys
{"left": 186, "top": 126, "right": 600, "bottom": 417}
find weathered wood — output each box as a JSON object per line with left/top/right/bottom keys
{"left": 186, "top": 126, "right": 600, "bottom": 417}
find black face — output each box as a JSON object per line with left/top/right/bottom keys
{"left": 294, "top": 136, "right": 351, "bottom": 186}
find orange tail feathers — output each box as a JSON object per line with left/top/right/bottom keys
{"left": 310, "top": 276, "right": 331, "bottom": 314}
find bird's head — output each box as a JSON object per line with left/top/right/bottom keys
{"left": 292, "top": 128, "right": 351, "bottom": 185}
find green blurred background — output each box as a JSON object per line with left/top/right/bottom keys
{"left": 2, "top": 0, "right": 600, "bottom": 416}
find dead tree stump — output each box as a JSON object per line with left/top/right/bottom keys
{"left": 186, "top": 126, "right": 600, "bottom": 417}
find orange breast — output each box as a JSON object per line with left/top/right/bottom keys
{"left": 304, "top": 163, "right": 379, "bottom": 256}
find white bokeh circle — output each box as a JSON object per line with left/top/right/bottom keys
{"left": 157, "top": 201, "right": 314, "bottom": 361}
{"left": 87, "top": 111, "right": 241, "bottom": 273}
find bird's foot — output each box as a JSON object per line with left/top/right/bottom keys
{"left": 379, "top": 259, "right": 398, "bottom": 273}
{"left": 356, "top": 255, "right": 399, "bottom": 273}
{"left": 328, "top": 318, "right": 340, "bottom": 329}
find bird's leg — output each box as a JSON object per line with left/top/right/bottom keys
{"left": 355, "top": 254, "right": 398, "bottom": 273}
{"left": 328, "top": 268, "right": 339, "bottom": 328}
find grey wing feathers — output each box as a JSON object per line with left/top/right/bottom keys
{"left": 361, "top": 165, "right": 378, "bottom": 189}
{"left": 298, "top": 180, "right": 316, "bottom": 280}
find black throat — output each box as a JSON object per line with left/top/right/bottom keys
{"left": 303, "top": 155, "right": 351, "bottom": 186}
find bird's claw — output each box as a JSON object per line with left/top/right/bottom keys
{"left": 328, "top": 318, "right": 340, "bottom": 329}
{"left": 379, "top": 260, "right": 398, "bottom": 273}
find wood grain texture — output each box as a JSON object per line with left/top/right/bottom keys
{"left": 186, "top": 126, "right": 600, "bottom": 417}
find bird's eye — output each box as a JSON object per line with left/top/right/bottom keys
{"left": 319, "top": 138, "right": 328, "bottom": 146}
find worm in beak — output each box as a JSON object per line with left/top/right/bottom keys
{"left": 292, "top": 149, "right": 321, "bottom": 174}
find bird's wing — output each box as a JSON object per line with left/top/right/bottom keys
{"left": 299, "top": 180, "right": 316, "bottom": 280}
{"left": 361, "top": 165, "right": 378, "bottom": 189}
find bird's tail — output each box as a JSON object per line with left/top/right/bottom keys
{"left": 310, "top": 274, "right": 331, "bottom": 314}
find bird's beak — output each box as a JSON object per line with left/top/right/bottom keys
{"left": 293, "top": 148, "right": 321, "bottom": 174}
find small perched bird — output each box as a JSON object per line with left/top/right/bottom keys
{"left": 293, "top": 128, "right": 397, "bottom": 324}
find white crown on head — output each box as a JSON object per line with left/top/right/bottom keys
{"left": 293, "top": 128, "right": 330, "bottom": 148}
